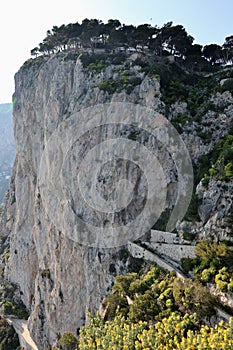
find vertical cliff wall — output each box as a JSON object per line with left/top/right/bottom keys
{"left": 1, "top": 54, "right": 168, "bottom": 348}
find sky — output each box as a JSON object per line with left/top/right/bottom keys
{"left": 0, "top": 0, "right": 232, "bottom": 103}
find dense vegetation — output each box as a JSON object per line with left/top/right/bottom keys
{"left": 182, "top": 240, "right": 233, "bottom": 293}
{"left": 0, "top": 282, "right": 28, "bottom": 349}
{"left": 103, "top": 267, "right": 216, "bottom": 323}
{"left": 203, "top": 135, "right": 233, "bottom": 182}
{"left": 0, "top": 317, "right": 19, "bottom": 350}
{"left": 54, "top": 313, "right": 233, "bottom": 349}
{"left": 76, "top": 314, "right": 233, "bottom": 350}
{"left": 0, "top": 282, "right": 29, "bottom": 319}
{"left": 30, "top": 19, "right": 233, "bottom": 70}
{"left": 54, "top": 245, "right": 233, "bottom": 349}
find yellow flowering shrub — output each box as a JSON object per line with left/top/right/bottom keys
{"left": 78, "top": 314, "right": 147, "bottom": 350}
{"left": 77, "top": 314, "right": 233, "bottom": 350}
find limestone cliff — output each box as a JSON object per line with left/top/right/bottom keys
{"left": 0, "top": 52, "right": 233, "bottom": 349}
{"left": 0, "top": 54, "right": 169, "bottom": 348}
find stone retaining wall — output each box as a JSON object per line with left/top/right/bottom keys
{"left": 128, "top": 241, "right": 186, "bottom": 279}
{"left": 150, "top": 230, "right": 178, "bottom": 244}
{"left": 147, "top": 242, "right": 196, "bottom": 262}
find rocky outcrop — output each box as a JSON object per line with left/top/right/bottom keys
{"left": 197, "top": 179, "right": 233, "bottom": 240}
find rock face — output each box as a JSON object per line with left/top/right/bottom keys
{"left": 1, "top": 53, "right": 233, "bottom": 348}
{"left": 0, "top": 103, "right": 15, "bottom": 203}
{"left": 196, "top": 179, "right": 233, "bottom": 240}
{"left": 1, "top": 54, "right": 179, "bottom": 348}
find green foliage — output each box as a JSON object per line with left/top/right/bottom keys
{"left": 0, "top": 317, "right": 20, "bottom": 350}
{"left": 194, "top": 154, "right": 212, "bottom": 185}
{"left": 142, "top": 60, "right": 175, "bottom": 90}
{"left": 77, "top": 312, "right": 233, "bottom": 350}
{"left": 58, "top": 242, "right": 233, "bottom": 349}
{"left": 152, "top": 208, "right": 172, "bottom": 231}
{"left": 87, "top": 59, "right": 105, "bottom": 73}
{"left": 184, "top": 193, "right": 200, "bottom": 222}
{"left": 97, "top": 79, "right": 115, "bottom": 93}
{"left": 182, "top": 231, "right": 195, "bottom": 241}
{"left": 172, "top": 113, "right": 190, "bottom": 130}
{"left": 216, "top": 279, "right": 228, "bottom": 292}
{"left": 191, "top": 134, "right": 233, "bottom": 198}
{"left": 215, "top": 267, "right": 232, "bottom": 292}
{"left": 0, "top": 283, "right": 15, "bottom": 300}
{"left": 2, "top": 300, "right": 29, "bottom": 319}
{"left": 225, "top": 162, "right": 233, "bottom": 177}
{"left": 173, "top": 278, "right": 216, "bottom": 317}
{"left": 162, "top": 78, "right": 188, "bottom": 105}
{"left": 29, "top": 17, "right": 233, "bottom": 70}
{"left": 113, "top": 272, "right": 138, "bottom": 297}
{"left": 97, "top": 71, "right": 141, "bottom": 94}
{"left": 195, "top": 240, "right": 233, "bottom": 266}
{"left": 22, "top": 55, "right": 47, "bottom": 69}
{"left": 110, "top": 53, "right": 127, "bottom": 65}
{"left": 200, "top": 267, "right": 216, "bottom": 283}
{"left": 186, "top": 84, "right": 212, "bottom": 116}
{"left": 79, "top": 52, "right": 127, "bottom": 70}
{"left": 104, "top": 265, "right": 215, "bottom": 323}
{"left": 181, "top": 257, "right": 200, "bottom": 274}
{"left": 58, "top": 332, "right": 79, "bottom": 350}
{"left": 207, "top": 135, "right": 233, "bottom": 181}
{"left": 80, "top": 53, "right": 108, "bottom": 68}
{"left": 128, "top": 290, "right": 161, "bottom": 323}
{"left": 78, "top": 314, "right": 147, "bottom": 349}
{"left": 0, "top": 282, "right": 29, "bottom": 319}
{"left": 182, "top": 241, "right": 233, "bottom": 293}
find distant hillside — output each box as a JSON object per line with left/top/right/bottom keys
{"left": 0, "top": 104, "right": 15, "bottom": 203}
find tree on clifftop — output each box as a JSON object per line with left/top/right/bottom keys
{"left": 203, "top": 44, "right": 222, "bottom": 64}
{"left": 223, "top": 35, "right": 233, "bottom": 63}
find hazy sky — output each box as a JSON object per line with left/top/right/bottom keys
{"left": 0, "top": 0, "right": 232, "bottom": 103}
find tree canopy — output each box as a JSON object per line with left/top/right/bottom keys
{"left": 30, "top": 18, "right": 233, "bottom": 67}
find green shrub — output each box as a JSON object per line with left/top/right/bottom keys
{"left": 225, "top": 162, "right": 233, "bottom": 177}
{"left": 0, "top": 317, "right": 20, "bottom": 350}
{"left": 216, "top": 280, "right": 228, "bottom": 292}
{"left": 227, "top": 279, "right": 233, "bottom": 292}
{"left": 97, "top": 73, "right": 141, "bottom": 94}
{"left": 80, "top": 52, "right": 108, "bottom": 68}
{"left": 58, "top": 332, "right": 78, "bottom": 350}
{"left": 103, "top": 264, "right": 216, "bottom": 323}
{"left": 77, "top": 312, "right": 233, "bottom": 350}
{"left": 207, "top": 135, "right": 233, "bottom": 181}
{"left": 2, "top": 300, "right": 29, "bottom": 319}
{"left": 182, "top": 231, "right": 195, "bottom": 241}
{"left": 184, "top": 193, "right": 200, "bottom": 221}
{"left": 181, "top": 257, "right": 200, "bottom": 274}
{"left": 87, "top": 59, "right": 105, "bottom": 73}
{"left": 196, "top": 241, "right": 233, "bottom": 267}
{"left": 200, "top": 267, "right": 216, "bottom": 283}
{"left": 209, "top": 167, "right": 218, "bottom": 176}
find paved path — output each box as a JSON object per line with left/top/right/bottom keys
{"left": 6, "top": 317, "right": 38, "bottom": 350}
